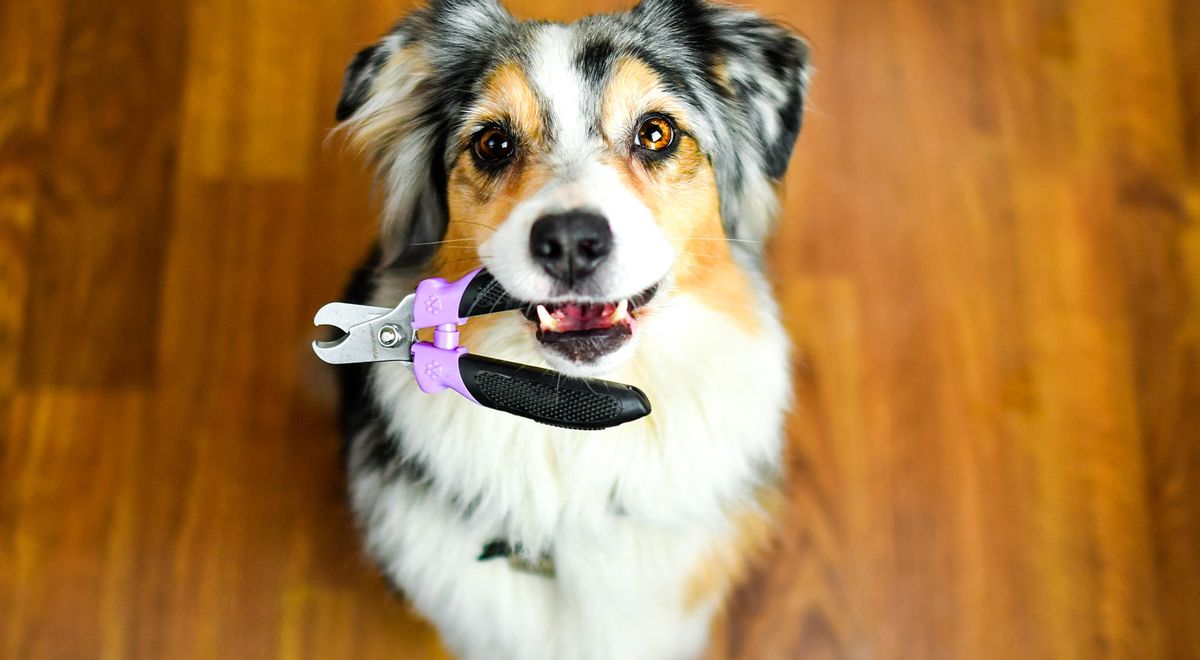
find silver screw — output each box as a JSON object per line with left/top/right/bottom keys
{"left": 377, "top": 324, "right": 402, "bottom": 348}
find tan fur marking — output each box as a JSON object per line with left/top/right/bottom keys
{"left": 463, "top": 62, "right": 543, "bottom": 147}
{"left": 710, "top": 56, "right": 735, "bottom": 97}
{"left": 600, "top": 58, "right": 691, "bottom": 141}
{"left": 659, "top": 164, "right": 761, "bottom": 335}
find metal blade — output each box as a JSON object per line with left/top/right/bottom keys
{"left": 312, "top": 295, "right": 417, "bottom": 365}
{"left": 313, "top": 302, "right": 391, "bottom": 332}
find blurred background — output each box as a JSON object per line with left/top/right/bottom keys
{"left": 2, "top": 0, "right": 1197, "bottom": 658}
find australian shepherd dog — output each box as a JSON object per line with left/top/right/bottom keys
{"left": 332, "top": 0, "right": 809, "bottom": 657}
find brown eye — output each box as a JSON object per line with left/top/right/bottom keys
{"left": 473, "top": 126, "right": 515, "bottom": 165}
{"left": 634, "top": 115, "right": 676, "bottom": 154}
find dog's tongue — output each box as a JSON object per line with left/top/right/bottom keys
{"left": 537, "top": 300, "right": 629, "bottom": 333}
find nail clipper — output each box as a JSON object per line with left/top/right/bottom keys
{"left": 312, "top": 268, "right": 651, "bottom": 430}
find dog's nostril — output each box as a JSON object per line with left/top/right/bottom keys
{"left": 577, "top": 238, "right": 607, "bottom": 260}
{"left": 534, "top": 239, "right": 562, "bottom": 260}
{"left": 530, "top": 211, "right": 613, "bottom": 286}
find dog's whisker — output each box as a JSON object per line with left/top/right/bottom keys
{"left": 686, "top": 237, "right": 762, "bottom": 244}
{"left": 673, "top": 251, "right": 753, "bottom": 263}
{"left": 410, "top": 238, "right": 483, "bottom": 246}
{"left": 447, "top": 219, "right": 499, "bottom": 233}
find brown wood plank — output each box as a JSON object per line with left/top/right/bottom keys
{"left": 1, "top": 391, "right": 151, "bottom": 660}
{"left": 0, "top": 0, "right": 63, "bottom": 394}
{"left": 1156, "top": 2, "right": 1200, "bottom": 657}
{"left": 16, "top": 0, "right": 186, "bottom": 388}
{"left": 1, "top": 0, "right": 1197, "bottom": 658}
{"left": 179, "top": 0, "right": 324, "bottom": 179}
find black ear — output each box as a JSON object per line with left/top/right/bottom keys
{"left": 707, "top": 10, "right": 811, "bottom": 179}
{"left": 733, "top": 26, "right": 811, "bottom": 179}
{"left": 336, "top": 44, "right": 387, "bottom": 121}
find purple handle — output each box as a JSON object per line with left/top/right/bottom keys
{"left": 411, "top": 342, "right": 478, "bottom": 403}
{"left": 410, "top": 268, "right": 487, "bottom": 402}
{"left": 412, "top": 268, "right": 482, "bottom": 329}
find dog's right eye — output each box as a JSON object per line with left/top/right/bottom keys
{"left": 472, "top": 126, "right": 516, "bottom": 166}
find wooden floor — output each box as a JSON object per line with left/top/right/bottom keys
{"left": 2, "top": 0, "right": 1198, "bottom": 657}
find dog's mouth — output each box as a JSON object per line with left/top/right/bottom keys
{"left": 521, "top": 284, "right": 659, "bottom": 364}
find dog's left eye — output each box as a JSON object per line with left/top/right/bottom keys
{"left": 633, "top": 114, "right": 677, "bottom": 157}
{"left": 472, "top": 126, "right": 516, "bottom": 166}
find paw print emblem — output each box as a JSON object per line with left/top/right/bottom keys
{"left": 424, "top": 361, "right": 444, "bottom": 380}
{"left": 424, "top": 296, "right": 444, "bottom": 315}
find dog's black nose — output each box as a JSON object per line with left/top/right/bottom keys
{"left": 529, "top": 211, "right": 613, "bottom": 285}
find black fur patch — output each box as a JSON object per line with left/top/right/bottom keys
{"left": 335, "top": 44, "right": 384, "bottom": 121}
{"left": 575, "top": 38, "right": 617, "bottom": 88}
{"left": 766, "top": 82, "right": 806, "bottom": 179}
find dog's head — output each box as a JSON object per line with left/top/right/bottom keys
{"left": 337, "top": 0, "right": 809, "bottom": 375}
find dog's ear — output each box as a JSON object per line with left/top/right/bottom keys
{"left": 334, "top": 0, "right": 514, "bottom": 264}
{"left": 336, "top": 0, "right": 512, "bottom": 122}
{"left": 336, "top": 43, "right": 387, "bottom": 122}
{"left": 633, "top": 0, "right": 811, "bottom": 241}
{"left": 710, "top": 10, "right": 811, "bottom": 181}
{"left": 634, "top": 0, "right": 811, "bottom": 179}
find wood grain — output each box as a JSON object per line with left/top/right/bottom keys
{"left": 1, "top": 0, "right": 1196, "bottom": 658}
{"left": 16, "top": 0, "right": 186, "bottom": 387}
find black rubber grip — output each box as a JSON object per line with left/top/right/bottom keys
{"left": 458, "top": 355, "right": 651, "bottom": 430}
{"left": 459, "top": 269, "right": 525, "bottom": 318}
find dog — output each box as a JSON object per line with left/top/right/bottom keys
{"left": 332, "top": 0, "right": 809, "bottom": 657}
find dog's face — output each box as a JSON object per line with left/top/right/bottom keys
{"left": 337, "top": 0, "right": 809, "bottom": 375}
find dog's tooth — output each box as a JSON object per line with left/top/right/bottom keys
{"left": 610, "top": 299, "right": 629, "bottom": 323}
{"left": 537, "top": 304, "right": 560, "bottom": 332}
